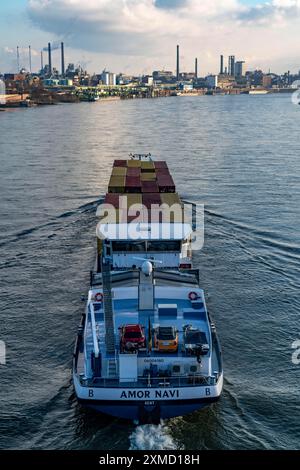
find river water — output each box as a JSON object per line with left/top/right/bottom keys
{"left": 0, "top": 94, "right": 299, "bottom": 450}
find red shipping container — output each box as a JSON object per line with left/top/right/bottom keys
{"left": 104, "top": 193, "right": 121, "bottom": 208}
{"left": 155, "top": 168, "right": 171, "bottom": 176}
{"left": 127, "top": 167, "right": 141, "bottom": 177}
{"left": 141, "top": 181, "right": 159, "bottom": 193}
{"left": 125, "top": 176, "right": 142, "bottom": 193}
{"left": 154, "top": 161, "right": 168, "bottom": 169}
{"left": 156, "top": 174, "right": 174, "bottom": 185}
{"left": 142, "top": 193, "right": 161, "bottom": 209}
{"left": 113, "top": 160, "right": 127, "bottom": 167}
{"left": 157, "top": 174, "right": 175, "bottom": 193}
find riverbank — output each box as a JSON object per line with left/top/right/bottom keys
{"left": 0, "top": 85, "right": 295, "bottom": 110}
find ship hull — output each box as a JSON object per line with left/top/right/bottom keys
{"left": 74, "top": 373, "right": 223, "bottom": 422}
{"left": 78, "top": 397, "right": 219, "bottom": 421}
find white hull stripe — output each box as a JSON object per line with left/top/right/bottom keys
{"left": 74, "top": 374, "right": 223, "bottom": 401}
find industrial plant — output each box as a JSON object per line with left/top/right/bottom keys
{"left": 1, "top": 43, "right": 299, "bottom": 108}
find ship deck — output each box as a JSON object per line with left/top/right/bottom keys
{"left": 85, "top": 296, "right": 210, "bottom": 360}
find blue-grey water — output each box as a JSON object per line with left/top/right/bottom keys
{"left": 0, "top": 95, "right": 299, "bottom": 450}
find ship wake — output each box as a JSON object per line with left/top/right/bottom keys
{"left": 129, "top": 424, "right": 179, "bottom": 450}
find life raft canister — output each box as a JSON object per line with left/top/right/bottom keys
{"left": 94, "top": 292, "right": 103, "bottom": 302}
{"left": 188, "top": 291, "right": 199, "bottom": 301}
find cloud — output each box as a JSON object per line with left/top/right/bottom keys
{"left": 155, "top": 0, "right": 187, "bottom": 8}
{"left": 0, "top": 46, "right": 40, "bottom": 74}
{"left": 236, "top": 0, "right": 300, "bottom": 24}
{"left": 26, "top": 0, "right": 300, "bottom": 73}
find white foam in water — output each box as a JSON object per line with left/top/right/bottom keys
{"left": 129, "top": 424, "right": 179, "bottom": 450}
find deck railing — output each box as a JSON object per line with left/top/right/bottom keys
{"left": 78, "top": 373, "right": 219, "bottom": 389}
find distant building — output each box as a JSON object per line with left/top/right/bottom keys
{"left": 179, "top": 72, "right": 195, "bottom": 81}
{"left": 101, "top": 71, "right": 117, "bottom": 86}
{"left": 235, "top": 61, "right": 245, "bottom": 78}
{"left": 59, "top": 78, "right": 73, "bottom": 87}
{"left": 262, "top": 75, "right": 272, "bottom": 88}
{"left": 142, "top": 75, "right": 154, "bottom": 86}
{"left": 66, "top": 63, "right": 75, "bottom": 77}
{"left": 153, "top": 70, "right": 174, "bottom": 81}
{"left": 179, "top": 82, "right": 194, "bottom": 91}
{"left": 218, "top": 75, "right": 235, "bottom": 89}
{"left": 228, "top": 55, "right": 235, "bottom": 76}
{"left": 206, "top": 75, "right": 218, "bottom": 88}
{"left": 43, "top": 78, "right": 60, "bottom": 87}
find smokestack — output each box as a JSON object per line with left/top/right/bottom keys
{"left": 220, "top": 55, "right": 224, "bottom": 75}
{"left": 195, "top": 58, "right": 198, "bottom": 79}
{"left": 48, "top": 42, "right": 52, "bottom": 77}
{"left": 29, "top": 45, "right": 32, "bottom": 74}
{"left": 176, "top": 45, "right": 180, "bottom": 81}
{"left": 17, "top": 46, "right": 20, "bottom": 73}
{"left": 228, "top": 55, "right": 235, "bottom": 76}
{"left": 61, "top": 42, "right": 65, "bottom": 77}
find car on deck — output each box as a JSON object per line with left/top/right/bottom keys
{"left": 120, "top": 324, "right": 146, "bottom": 352}
{"left": 154, "top": 326, "right": 178, "bottom": 353}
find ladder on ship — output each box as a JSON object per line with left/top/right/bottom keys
{"left": 101, "top": 258, "right": 116, "bottom": 355}
{"left": 107, "top": 358, "right": 118, "bottom": 377}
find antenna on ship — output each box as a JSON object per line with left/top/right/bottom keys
{"left": 129, "top": 153, "right": 152, "bottom": 161}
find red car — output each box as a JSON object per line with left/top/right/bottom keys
{"left": 120, "top": 324, "right": 146, "bottom": 352}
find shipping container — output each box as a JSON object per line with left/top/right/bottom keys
{"left": 141, "top": 181, "right": 159, "bottom": 193}
{"left": 112, "top": 167, "right": 127, "bottom": 177}
{"left": 104, "top": 193, "right": 121, "bottom": 208}
{"left": 113, "top": 160, "right": 127, "bottom": 167}
{"left": 142, "top": 193, "right": 161, "bottom": 209}
{"left": 141, "top": 160, "right": 155, "bottom": 172}
{"left": 157, "top": 174, "right": 175, "bottom": 193}
{"left": 125, "top": 175, "right": 142, "bottom": 193}
{"left": 127, "top": 160, "right": 141, "bottom": 168}
{"left": 160, "top": 193, "right": 181, "bottom": 206}
{"left": 127, "top": 167, "right": 141, "bottom": 177}
{"left": 140, "top": 172, "right": 157, "bottom": 181}
{"left": 155, "top": 168, "right": 171, "bottom": 176}
{"left": 108, "top": 176, "right": 126, "bottom": 193}
{"left": 154, "top": 161, "right": 168, "bottom": 169}
{"left": 120, "top": 194, "right": 142, "bottom": 207}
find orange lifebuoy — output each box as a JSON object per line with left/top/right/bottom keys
{"left": 94, "top": 292, "right": 103, "bottom": 302}
{"left": 188, "top": 291, "right": 199, "bottom": 301}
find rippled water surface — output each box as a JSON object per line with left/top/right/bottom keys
{"left": 0, "top": 95, "right": 299, "bottom": 450}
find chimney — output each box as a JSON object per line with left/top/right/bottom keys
{"left": 220, "top": 55, "right": 224, "bottom": 75}
{"left": 61, "top": 42, "right": 65, "bottom": 77}
{"left": 29, "top": 45, "right": 32, "bottom": 74}
{"left": 17, "top": 46, "right": 20, "bottom": 73}
{"left": 195, "top": 58, "right": 198, "bottom": 78}
{"left": 176, "top": 45, "right": 180, "bottom": 81}
{"left": 48, "top": 42, "right": 52, "bottom": 77}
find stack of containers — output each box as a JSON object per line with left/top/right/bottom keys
{"left": 107, "top": 159, "right": 180, "bottom": 222}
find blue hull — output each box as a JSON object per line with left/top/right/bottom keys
{"left": 79, "top": 397, "right": 219, "bottom": 422}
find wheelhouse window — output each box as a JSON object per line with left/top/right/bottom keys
{"left": 112, "top": 241, "right": 146, "bottom": 252}
{"left": 147, "top": 240, "right": 181, "bottom": 252}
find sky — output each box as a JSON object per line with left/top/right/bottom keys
{"left": 0, "top": 0, "right": 300, "bottom": 75}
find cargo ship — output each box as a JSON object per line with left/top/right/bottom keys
{"left": 73, "top": 154, "right": 223, "bottom": 422}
